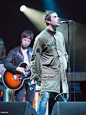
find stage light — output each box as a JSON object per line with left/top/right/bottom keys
{"left": 20, "top": 5, "right": 26, "bottom": 12}
{"left": 21, "top": 7, "right": 45, "bottom": 31}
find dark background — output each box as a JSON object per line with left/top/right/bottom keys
{"left": 0, "top": 0, "right": 86, "bottom": 72}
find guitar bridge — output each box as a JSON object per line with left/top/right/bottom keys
{"left": 18, "top": 76, "right": 23, "bottom": 82}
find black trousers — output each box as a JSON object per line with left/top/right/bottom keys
{"left": 15, "top": 84, "right": 35, "bottom": 106}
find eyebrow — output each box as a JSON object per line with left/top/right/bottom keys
{"left": 53, "top": 13, "right": 58, "bottom": 17}
{"left": 53, "top": 15, "right": 58, "bottom": 18}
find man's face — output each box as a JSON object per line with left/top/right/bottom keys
{"left": 47, "top": 13, "right": 60, "bottom": 27}
{"left": 21, "top": 37, "right": 31, "bottom": 49}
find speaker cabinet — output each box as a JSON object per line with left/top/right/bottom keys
{"left": 0, "top": 102, "right": 37, "bottom": 115}
{"left": 52, "top": 102, "right": 86, "bottom": 115}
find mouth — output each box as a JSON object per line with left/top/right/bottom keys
{"left": 57, "top": 21, "right": 59, "bottom": 24}
{"left": 56, "top": 22, "right": 60, "bottom": 26}
{"left": 24, "top": 44, "right": 28, "bottom": 47}
{"left": 57, "top": 22, "right": 60, "bottom": 25}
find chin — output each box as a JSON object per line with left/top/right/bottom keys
{"left": 57, "top": 23, "right": 60, "bottom": 26}
{"left": 22, "top": 46, "right": 28, "bottom": 49}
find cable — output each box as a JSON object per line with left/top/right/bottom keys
{"left": 54, "top": 93, "right": 69, "bottom": 102}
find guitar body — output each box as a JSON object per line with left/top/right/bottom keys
{"left": 2, "top": 62, "right": 31, "bottom": 91}
{"left": 3, "top": 71, "right": 21, "bottom": 90}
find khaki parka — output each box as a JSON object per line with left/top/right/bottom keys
{"left": 31, "top": 28, "right": 69, "bottom": 94}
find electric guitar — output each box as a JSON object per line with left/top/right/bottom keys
{"left": 2, "top": 62, "right": 32, "bottom": 91}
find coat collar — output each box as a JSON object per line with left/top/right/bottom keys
{"left": 19, "top": 46, "right": 29, "bottom": 54}
{"left": 46, "top": 28, "right": 56, "bottom": 35}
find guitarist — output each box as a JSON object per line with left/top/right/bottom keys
{"left": 4, "top": 30, "right": 35, "bottom": 105}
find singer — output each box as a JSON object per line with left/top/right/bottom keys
{"left": 31, "top": 10, "right": 69, "bottom": 115}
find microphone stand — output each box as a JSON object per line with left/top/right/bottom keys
{"left": 67, "top": 22, "right": 71, "bottom": 101}
{"left": 61, "top": 20, "right": 75, "bottom": 101}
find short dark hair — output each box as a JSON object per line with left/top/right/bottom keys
{"left": 44, "top": 10, "right": 56, "bottom": 26}
{"left": 21, "top": 30, "right": 34, "bottom": 41}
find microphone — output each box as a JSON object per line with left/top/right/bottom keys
{"left": 60, "top": 20, "right": 74, "bottom": 24}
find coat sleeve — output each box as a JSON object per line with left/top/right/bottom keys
{"left": 31, "top": 37, "right": 42, "bottom": 83}
{"left": 4, "top": 50, "right": 17, "bottom": 74}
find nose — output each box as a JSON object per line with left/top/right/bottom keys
{"left": 25, "top": 41, "right": 28, "bottom": 45}
{"left": 57, "top": 17, "right": 60, "bottom": 20}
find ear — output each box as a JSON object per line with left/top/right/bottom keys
{"left": 46, "top": 20, "right": 51, "bottom": 24}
